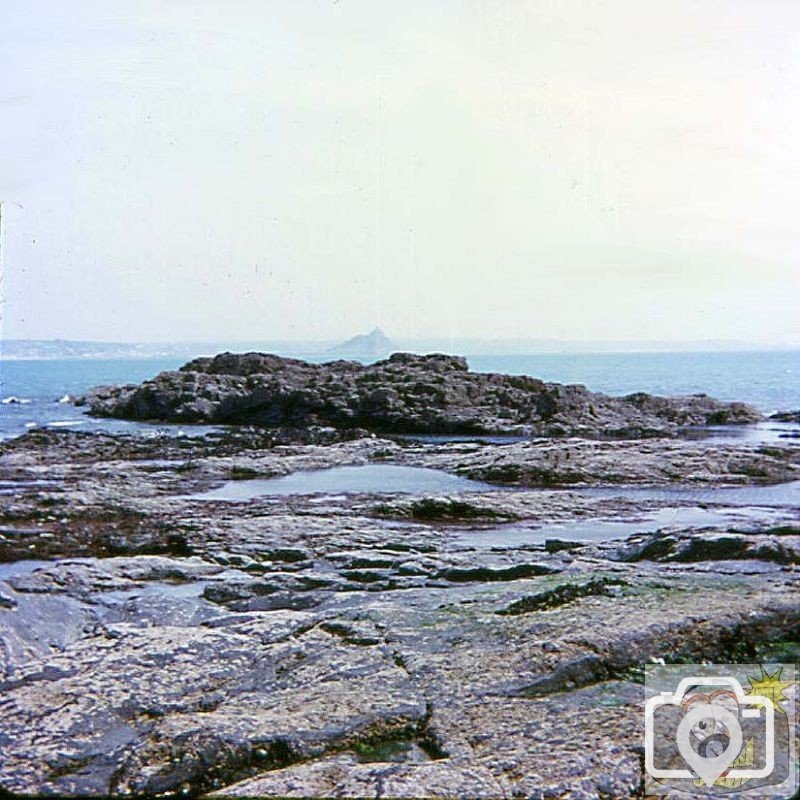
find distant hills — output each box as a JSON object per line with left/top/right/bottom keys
{"left": 1, "top": 329, "right": 399, "bottom": 361}
{"left": 0, "top": 340, "right": 199, "bottom": 360}
{"left": 0, "top": 339, "right": 324, "bottom": 361}
{"left": 1, "top": 334, "right": 793, "bottom": 361}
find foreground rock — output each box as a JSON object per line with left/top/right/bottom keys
{"left": 0, "top": 429, "right": 797, "bottom": 798}
{"left": 1, "top": 552, "right": 796, "bottom": 798}
{"left": 79, "top": 351, "right": 760, "bottom": 437}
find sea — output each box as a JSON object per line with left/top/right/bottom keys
{"left": 0, "top": 350, "right": 798, "bottom": 442}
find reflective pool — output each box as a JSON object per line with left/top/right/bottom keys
{"left": 453, "top": 505, "right": 789, "bottom": 548}
{"left": 191, "top": 464, "right": 499, "bottom": 500}
{"left": 578, "top": 480, "right": 800, "bottom": 508}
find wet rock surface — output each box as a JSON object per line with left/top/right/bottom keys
{"left": 79, "top": 351, "right": 761, "bottom": 437}
{"left": 0, "top": 425, "right": 798, "bottom": 798}
{"left": 771, "top": 410, "right": 800, "bottom": 423}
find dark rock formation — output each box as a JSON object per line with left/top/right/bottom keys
{"left": 771, "top": 410, "right": 800, "bottom": 423}
{"left": 612, "top": 530, "right": 800, "bottom": 565}
{"left": 79, "top": 352, "right": 761, "bottom": 438}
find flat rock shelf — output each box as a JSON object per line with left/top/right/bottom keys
{"left": 1, "top": 355, "right": 798, "bottom": 799}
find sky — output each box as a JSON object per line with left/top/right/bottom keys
{"left": 1, "top": 0, "right": 799, "bottom": 345}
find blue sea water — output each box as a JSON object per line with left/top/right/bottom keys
{"left": 466, "top": 351, "right": 800, "bottom": 413}
{"left": 0, "top": 350, "right": 798, "bottom": 441}
{"left": 0, "top": 358, "right": 187, "bottom": 441}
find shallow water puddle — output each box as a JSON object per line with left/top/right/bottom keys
{"left": 0, "top": 560, "right": 228, "bottom": 630}
{"left": 399, "top": 422, "right": 800, "bottom": 447}
{"left": 578, "top": 480, "right": 800, "bottom": 508}
{"left": 92, "top": 581, "right": 222, "bottom": 626}
{"left": 190, "top": 464, "right": 499, "bottom": 501}
{"left": 0, "top": 559, "right": 56, "bottom": 581}
{"left": 453, "top": 505, "right": 788, "bottom": 548}
{"left": 0, "top": 479, "right": 62, "bottom": 496}
{"left": 679, "top": 421, "right": 800, "bottom": 445}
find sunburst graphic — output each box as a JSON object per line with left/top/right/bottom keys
{"left": 693, "top": 739, "right": 755, "bottom": 789}
{"left": 746, "top": 665, "right": 794, "bottom": 713}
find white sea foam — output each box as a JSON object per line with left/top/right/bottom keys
{"left": 47, "top": 420, "right": 87, "bottom": 428}
{"left": 57, "top": 394, "right": 72, "bottom": 404}
{"left": 1, "top": 396, "right": 32, "bottom": 405}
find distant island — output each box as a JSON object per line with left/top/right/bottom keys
{"left": 326, "top": 327, "right": 395, "bottom": 357}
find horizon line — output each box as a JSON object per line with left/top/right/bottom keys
{"left": 3, "top": 335, "right": 800, "bottom": 346}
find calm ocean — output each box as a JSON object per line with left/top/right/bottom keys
{"left": 1, "top": 350, "right": 798, "bottom": 441}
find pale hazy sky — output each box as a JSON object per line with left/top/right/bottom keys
{"left": 1, "top": 0, "right": 799, "bottom": 344}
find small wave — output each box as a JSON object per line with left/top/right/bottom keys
{"left": 56, "top": 395, "right": 72, "bottom": 404}
{"left": 1, "top": 396, "right": 32, "bottom": 405}
{"left": 47, "top": 420, "right": 87, "bottom": 428}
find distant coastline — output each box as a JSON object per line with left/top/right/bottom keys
{"left": 2, "top": 336, "right": 797, "bottom": 361}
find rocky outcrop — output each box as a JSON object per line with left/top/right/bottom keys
{"left": 771, "top": 410, "right": 800, "bottom": 423}
{"left": 79, "top": 351, "right": 761, "bottom": 437}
